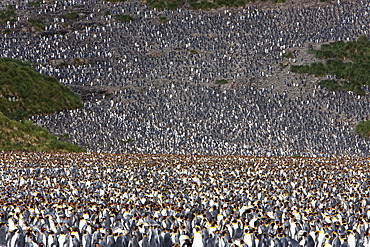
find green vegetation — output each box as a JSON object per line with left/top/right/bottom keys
{"left": 290, "top": 37, "right": 370, "bottom": 139}
{"left": 59, "top": 134, "right": 70, "bottom": 141}
{"left": 28, "top": 19, "right": 45, "bottom": 31}
{"left": 28, "top": 0, "right": 43, "bottom": 7}
{"left": 65, "top": 11, "right": 80, "bottom": 20}
{"left": 283, "top": 51, "right": 293, "bottom": 59}
{"left": 120, "top": 138, "right": 133, "bottom": 143}
{"left": 355, "top": 120, "right": 370, "bottom": 139}
{"left": 0, "top": 5, "right": 15, "bottom": 25}
{"left": 316, "top": 80, "right": 341, "bottom": 91}
{"left": 0, "top": 57, "right": 83, "bottom": 121}
{"left": 115, "top": 14, "right": 134, "bottom": 22}
{"left": 60, "top": 61, "right": 69, "bottom": 67}
{"left": 0, "top": 58, "right": 85, "bottom": 152}
{"left": 159, "top": 16, "right": 168, "bottom": 23}
{"left": 215, "top": 79, "right": 228, "bottom": 85}
{"left": 0, "top": 112, "right": 86, "bottom": 152}
{"left": 104, "top": 93, "right": 113, "bottom": 99}
{"left": 290, "top": 36, "right": 370, "bottom": 95}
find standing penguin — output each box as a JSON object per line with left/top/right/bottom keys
{"left": 162, "top": 232, "right": 173, "bottom": 247}
{"left": 58, "top": 233, "right": 68, "bottom": 247}
{"left": 204, "top": 233, "right": 216, "bottom": 247}
{"left": 112, "top": 235, "right": 125, "bottom": 247}
{"left": 280, "top": 234, "right": 289, "bottom": 247}
{"left": 106, "top": 235, "right": 115, "bottom": 247}
{"left": 15, "top": 231, "right": 26, "bottom": 247}
{"left": 346, "top": 231, "right": 356, "bottom": 247}
{"left": 286, "top": 236, "right": 300, "bottom": 247}
{"left": 340, "top": 239, "right": 349, "bottom": 247}
{"left": 232, "top": 220, "right": 243, "bottom": 240}
{"left": 72, "top": 235, "right": 80, "bottom": 247}
{"left": 272, "top": 236, "right": 283, "bottom": 247}
{"left": 192, "top": 228, "right": 204, "bottom": 247}
{"left": 128, "top": 235, "right": 139, "bottom": 247}
{"left": 6, "top": 228, "right": 19, "bottom": 247}
{"left": 179, "top": 234, "right": 191, "bottom": 247}
{"left": 148, "top": 228, "right": 160, "bottom": 247}
{"left": 302, "top": 232, "right": 315, "bottom": 247}
{"left": 82, "top": 232, "right": 92, "bottom": 247}
{"left": 331, "top": 233, "right": 341, "bottom": 247}
{"left": 138, "top": 234, "right": 149, "bottom": 247}
{"left": 314, "top": 231, "right": 326, "bottom": 247}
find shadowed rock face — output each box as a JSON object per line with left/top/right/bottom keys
{"left": 0, "top": 152, "right": 369, "bottom": 247}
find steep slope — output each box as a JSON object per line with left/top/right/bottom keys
{"left": 0, "top": 57, "right": 85, "bottom": 152}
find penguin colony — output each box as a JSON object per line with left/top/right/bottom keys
{"left": 1, "top": 151, "right": 370, "bottom": 247}
{"left": 1, "top": 0, "right": 370, "bottom": 156}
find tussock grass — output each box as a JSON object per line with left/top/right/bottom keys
{"left": 0, "top": 58, "right": 85, "bottom": 152}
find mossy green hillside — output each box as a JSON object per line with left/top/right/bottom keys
{"left": 0, "top": 5, "right": 15, "bottom": 25}
{"left": 0, "top": 57, "right": 85, "bottom": 152}
{"left": 355, "top": 120, "right": 370, "bottom": 139}
{"left": 0, "top": 112, "right": 85, "bottom": 152}
{"left": 0, "top": 57, "right": 83, "bottom": 121}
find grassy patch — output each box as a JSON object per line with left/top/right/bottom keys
{"left": 28, "top": 19, "right": 45, "bottom": 31}
{"left": 65, "top": 11, "right": 80, "bottom": 20}
{"left": 0, "top": 57, "right": 83, "bottom": 121}
{"left": 28, "top": 0, "right": 43, "bottom": 7}
{"left": 120, "top": 138, "right": 133, "bottom": 143}
{"left": 290, "top": 36, "right": 370, "bottom": 95}
{"left": 159, "top": 16, "right": 168, "bottom": 23}
{"left": 0, "top": 5, "right": 15, "bottom": 25}
{"left": 0, "top": 112, "right": 85, "bottom": 152}
{"left": 355, "top": 120, "right": 370, "bottom": 139}
{"left": 283, "top": 51, "right": 293, "bottom": 59}
{"left": 115, "top": 14, "right": 134, "bottom": 22}
{"left": 317, "top": 80, "right": 341, "bottom": 91}
{"left": 215, "top": 79, "right": 228, "bottom": 85}
{"left": 104, "top": 93, "right": 113, "bottom": 99}
{"left": 0, "top": 58, "right": 85, "bottom": 152}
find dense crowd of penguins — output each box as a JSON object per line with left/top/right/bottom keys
{"left": 1, "top": 0, "right": 369, "bottom": 86}
{"left": 32, "top": 82, "right": 370, "bottom": 156}
{"left": 1, "top": 0, "right": 370, "bottom": 156}
{"left": 0, "top": 152, "right": 370, "bottom": 247}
